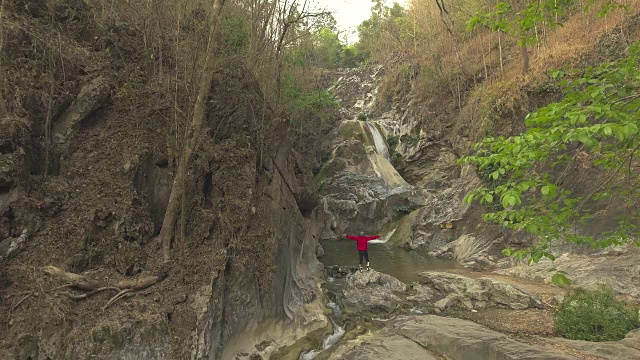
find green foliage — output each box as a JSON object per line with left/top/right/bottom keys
{"left": 461, "top": 41, "right": 640, "bottom": 261}
{"left": 281, "top": 74, "right": 338, "bottom": 133}
{"left": 220, "top": 15, "right": 250, "bottom": 53}
{"left": 554, "top": 285, "right": 639, "bottom": 341}
{"left": 313, "top": 27, "right": 343, "bottom": 68}
{"left": 357, "top": 112, "right": 368, "bottom": 121}
{"left": 287, "top": 24, "right": 365, "bottom": 69}
{"left": 394, "top": 206, "right": 412, "bottom": 217}
{"left": 552, "top": 271, "right": 572, "bottom": 287}
{"left": 356, "top": 1, "right": 407, "bottom": 62}
{"left": 339, "top": 45, "right": 366, "bottom": 68}
{"left": 387, "top": 135, "right": 399, "bottom": 157}
{"left": 400, "top": 133, "right": 423, "bottom": 147}
{"left": 314, "top": 161, "right": 331, "bottom": 187}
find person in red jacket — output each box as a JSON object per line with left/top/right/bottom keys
{"left": 344, "top": 232, "right": 380, "bottom": 271}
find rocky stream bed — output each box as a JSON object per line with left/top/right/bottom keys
{"left": 263, "top": 66, "right": 640, "bottom": 360}
{"left": 273, "top": 257, "right": 640, "bottom": 360}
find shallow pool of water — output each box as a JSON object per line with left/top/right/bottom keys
{"left": 320, "top": 240, "right": 462, "bottom": 283}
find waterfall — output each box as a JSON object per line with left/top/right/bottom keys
{"left": 299, "top": 321, "right": 345, "bottom": 360}
{"left": 299, "top": 302, "right": 346, "bottom": 360}
{"left": 364, "top": 122, "right": 390, "bottom": 160}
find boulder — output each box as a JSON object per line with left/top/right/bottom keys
{"left": 429, "top": 233, "right": 501, "bottom": 269}
{"left": 53, "top": 76, "right": 111, "bottom": 144}
{"left": 419, "top": 271, "right": 542, "bottom": 310}
{"left": 341, "top": 270, "right": 408, "bottom": 314}
{"left": 497, "top": 247, "right": 640, "bottom": 300}
{"left": 341, "top": 286, "right": 402, "bottom": 314}
{"left": 622, "top": 329, "right": 640, "bottom": 351}
{"left": 394, "top": 141, "right": 461, "bottom": 189}
{"left": 320, "top": 172, "right": 425, "bottom": 238}
{"left": 405, "top": 283, "right": 435, "bottom": 303}
{"left": 0, "top": 152, "right": 16, "bottom": 187}
{"left": 325, "top": 265, "right": 357, "bottom": 279}
{"left": 347, "top": 269, "right": 408, "bottom": 292}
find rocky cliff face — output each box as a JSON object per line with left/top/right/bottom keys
{"left": 318, "top": 67, "right": 508, "bottom": 269}
{"left": 0, "top": 4, "right": 331, "bottom": 357}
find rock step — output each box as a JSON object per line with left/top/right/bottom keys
{"left": 328, "top": 333, "right": 443, "bottom": 360}
{"left": 390, "top": 315, "right": 575, "bottom": 360}
{"left": 332, "top": 315, "right": 640, "bottom": 360}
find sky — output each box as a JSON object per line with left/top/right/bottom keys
{"left": 313, "top": 0, "right": 410, "bottom": 43}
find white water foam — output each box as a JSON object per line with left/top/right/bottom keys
{"left": 299, "top": 304, "right": 345, "bottom": 360}
{"left": 364, "top": 122, "right": 390, "bottom": 160}
{"left": 369, "top": 227, "right": 396, "bottom": 244}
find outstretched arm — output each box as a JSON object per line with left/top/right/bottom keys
{"left": 344, "top": 234, "right": 357, "bottom": 241}
{"left": 365, "top": 235, "right": 380, "bottom": 242}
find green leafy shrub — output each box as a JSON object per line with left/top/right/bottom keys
{"left": 554, "top": 285, "right": 639, "bottom": 342}
{"left": 357, "top": 112, "right": 368, "bottom": 121}
{"left": 387, "top": 135, "right": 399, "bottom": 149}
{"left": 460, "top": 41, "right": 640, "bottom": 263}
{"left": 220, "top": 15, "right": 249, "bottom": 53}
{"left": 399, "top": 133, "right": 422, "bottom": 147}
{"left": 394, "top": 206, "right": 412, "bottom": 217}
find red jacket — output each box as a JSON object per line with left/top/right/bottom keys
{"left": 345, "top": 234, "right": 380, "bottom": 251}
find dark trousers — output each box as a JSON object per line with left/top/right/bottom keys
{"left": 358, "top": 250, "right": 369, "bottom": 265}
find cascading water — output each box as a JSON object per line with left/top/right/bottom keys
{"left": 364, "top": 122, "right": 390, "bottom": 160}
{"left": 298, "top": 302, "right": 346, "bottom": 360}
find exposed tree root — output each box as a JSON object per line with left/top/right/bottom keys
{"left": 43, "top": 266, "right": 168, "bottom": 310}
{"left": 67, "top": 287, "right": 121, "bottom": 300}
{"left": 43, "top": 266, "right": 102, "bottom": 291}
{"left": 102, "top": 289, "right": 133, "bottom": 311}
{"left": 10, "top": 293, "right": 32, "bottom": 311}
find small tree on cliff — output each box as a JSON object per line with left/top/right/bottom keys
{"left": 461, "top": 41, "right": 640, "bottom": 284}
{"left": 160, "top": 0, "right": 228, "bottom": 262}
{"left": 466, "top": 0, "right": 573, "bottom": 75}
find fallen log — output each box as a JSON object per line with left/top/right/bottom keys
{"left": 43, "top": 266, "right": 168, "bottom": 309}
{"left": 43, "top": 266, "right": 102, "bottom": 291}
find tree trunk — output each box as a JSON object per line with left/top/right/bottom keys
{"left": 498, "top": 31, "right": 504, "bottom": 73}
{"left": 521, "top": 45, "right": 530, "bottom": 75}
{"left": 0, "top": 0, "right": 8, "bottom": 117}
{"left": 160, "top": 0, "right": 227, "bottom": 262}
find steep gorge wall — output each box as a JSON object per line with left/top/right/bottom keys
{"left": 0, "top": 2, "right": 329, "bottom": 358}
{"left": 319, "top": 12, "right": 640, "bottom": 272}
{"left": 362, "top": 11, "right": 640, "bottom": 285}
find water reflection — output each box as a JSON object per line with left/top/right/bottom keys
{"left": 320, "top": 240, "right": 461, "bottom": 283}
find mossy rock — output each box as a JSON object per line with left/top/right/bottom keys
{"left": 313, "top": 325, "right": 370, "bottom": 360}
{"left": 315, "top": 158, "right": 347, "bottom": 186}
{"left": 269, "top": 322, "right": 333, "bottom": 360}
{"left": 339, "top": 121, "right": 375, "bottom": 147}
